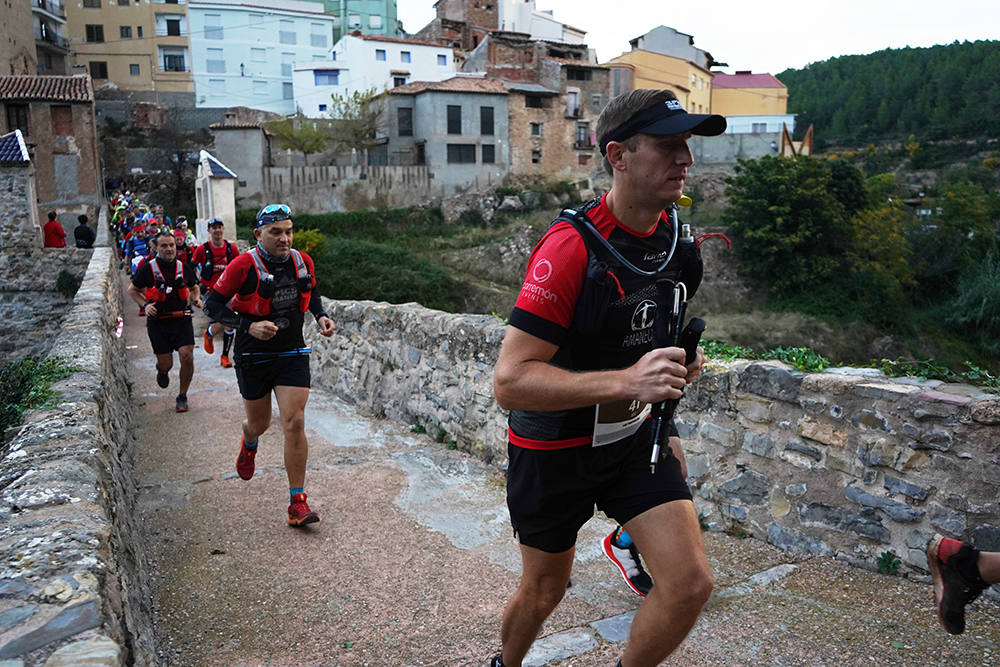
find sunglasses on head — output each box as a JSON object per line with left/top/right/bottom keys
{"left": 257, "top": 204, "right": 292, "bottom": 226}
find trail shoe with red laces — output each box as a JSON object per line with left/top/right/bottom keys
{"left": 236, "top": 436, "right": 257, "bottom": 481}
{"left": 203, "top": 329, "right": 214, "bottom": 354}
{"left": 219, "top": 354, "right": 233, "bottom": 368}
{"left": 927, "top": 533, "right": 989, "bottom": 634}
{"left": 602, "top": 527, "right": 653, "bottom": 596}
{"left": 288, "top": 492, "right": 319, "bottom": 527}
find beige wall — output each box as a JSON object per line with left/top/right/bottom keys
{"left": 711, "top": 86, "right": 788, "bottom": 116}
{"left": 1, "top": 0, "right": 38, "bottom": 75}
{"left": 608, "top": 50, "right": 712, "bottom": 113}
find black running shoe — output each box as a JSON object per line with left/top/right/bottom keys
{"left": 602, "top": 528, "right": 653, "bottom": 596}
{"left": 156, "top": 370, "right": 169, "bottom": 388}
{"left": 927, "top": 534, "right": 989, "bottom": 634}
{"left": 175, "top": 394, "right": 188, "bottom": 413}
{"left": 489, "top": 655, "right": 504, "bottom": 667}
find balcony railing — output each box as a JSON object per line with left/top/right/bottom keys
{"left": 33, "top": 0, "right": 65, "bottom": 19}
{"left": 573, "top": 139, "right": 595, "bottom": 150}
{"left": 34, "top": 25, "right": 70, "bottom": 51}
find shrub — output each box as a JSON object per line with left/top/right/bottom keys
{"left": 293, "top": 228, "right": 328, "bottom": 256}
{"left": 55, "top": 270, "right": 80, "bottom": 299}
{"left": 1, "top": 357, "right": 75, "bottom": 445}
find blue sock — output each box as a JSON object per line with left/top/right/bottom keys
{"left": 615, "top": 528, "right": 633, "bottom": 547}
{"left": 290, "top": 487, "right": 304, "bottom": 503}
{"left": 243, "top": 437, "right": 257, "bottom": 451}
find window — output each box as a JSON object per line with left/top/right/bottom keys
{"left": 313, "top": 70, "right": 339, "bottom": 85}
{"left": 482, "top": 144, "right": 495, "bottom": 164}
{"left": 204, "top": 14, "right": 223, "bottom": 40}
{"left": 349, "top": 14, "right": 361, "bottom": 28}
{"left": 531, "top": 148, "right": 541, "bottom": 163}
{"left": 206, "top": 48, "right": 225, "bottom": 73}
{"left": 375, "top": 49, "right": 386, "bottom": 61}
{"left": 137, "top": 26, "right": 143, "bottom": 38}
{"left": 331, "top": 51, "right": 336, "bottom": 61}
{"left": 437, "top": 54, "right": 447, "bottom": 66}
{"left": 120, "top": 26, "right": 132, "bottom": 39}
{"left": 85, "top": 25, "right": 104, "bottom": 43}
{"left": 447, "top": 105, "right": 461, "bottom": 134}
{"left": 393, "top": 76, "right": 406, "bottom": 87}
{"left": 5, "top": 104, "right": 29, "bottom": 136}
{"left": 525, "top": 95, "right": 545, "bottom": 108}
{"left": 83, "top": 0, "right": 101, "bottom": 7}
{"left": 129, "top": 63, "right": 140, "bottom": 76}
{"left": 578, "top": 154, "right": 591, "bottom": 166}
{"left": 397, "top": 107, "right": 413, "bottom": 136}
{"left": 251, "top": 48, "right": 266, "bottom": 62}
{"left": 447, "top": 144, "right": 476, "bottom": 164}
{"left": 566, "top": 67, "right": 592, "bottom": 81}
{"left": 166, "top": 18, "right": 181, "bottom": 36}
{"left": 751, "top": 122, "right": 767, "bottom": 133}
{"left": 369, "top": 14, "right": 382, "bottom": 29}
{"left": 51, "top": 106, "right": 73, "bottom": 136}
{"left": 253, "top": 80, "right": 267, "bottom": 96}
{"left": 401, "top": 51, "right": 411, "bottom": 63}
{"left": 592, "top": 94, "right": 602, "bottom": 108}
{"left": 117, "top": 0, "right": 129, "bottom": 5}
{"left": 249, "top": 13, "right": 264, "bottom": 27}
{"left": 160, "top": 47, "right": 186, "bottom": 71}
{"left": 576, "top": 123, "right": 592, "bottom": 147}
{"left": 283, "top": 82, "right": 293, "bottom": 100}
{"left": 310, "top": 23, "right": 327, "bottom": 48}
{"left": 282, "top": 52, "right": 294, "bottom": 77}
{"left": 279, "top": 19, "right": 296, "bottom": 44}
{"left": 318, "top": 104, "right": 327, "bottom": 112}
{"left": 89, "top": 61, "right": 108, "bottom": 79}
{"left": 530, "top": 122, "right": 542, "bottom": 136}
{"left": 480, "top": 106, "right": 494, "bottom": 135}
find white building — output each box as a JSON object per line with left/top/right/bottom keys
{"left": 497, "top": 0, "right": 585, "bottom": 44}
{"left": 188, "top": 0, "right": 337, "bottom": 113}
{"left": 293, "top": 34, "right": 456, "bottom": 118}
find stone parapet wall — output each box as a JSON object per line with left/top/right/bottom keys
{"left": 0, "top": 248, "right": 91, "bottom": 292}
{"left": 309, "top": 300, "right": 1000, "bottom": 577}
{"left": 0, "top": 241, "right": 155, "bottom": 663}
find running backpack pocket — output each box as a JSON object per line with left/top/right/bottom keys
{"left": 572, "top": 255, "right": 623, "bottom": 336}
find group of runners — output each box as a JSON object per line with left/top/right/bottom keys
{"left": 109, "top": 87, "right": 996, "bottom": 666}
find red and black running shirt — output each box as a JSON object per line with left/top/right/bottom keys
{"left": 507, "top": 194, "right": 682, "bottom": 450}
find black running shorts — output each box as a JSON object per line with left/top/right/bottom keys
{"left": 146, "top": 317, "right": 195, "bottom": 355}
{"left": 234, "top": 354, "right": 311, "bottom": 400}
{"left": 506, "top": 420, "right": 692, "bottom": 553}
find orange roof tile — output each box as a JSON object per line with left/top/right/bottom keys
{"left": 712, "top": 72, "right": 785, "bottom": 89}
{"left": 0, "top": 74, "right": 93, "bottom": 102}
{"left": 389, "top": 77, "right": 508, "bottom": 95}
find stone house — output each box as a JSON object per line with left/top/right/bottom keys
{"left": 208, "top": 115, "right": 273, "bottom": 208}
{"left": 194, "top": 150, "right": 237, "bottom": 241}
{"left": 0, "top": 74, "right": 102, "bottom": 223}
{"left": 0, "top": 129, "right": 40, "bottom": 247}
{"left": 383, "top": 76, "right": 509, "bottom": 195}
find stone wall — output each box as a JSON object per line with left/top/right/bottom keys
{"left": 0, "top": 231, "right": 155, "bottom": 662}
{"left": 308, "top": 300, "right": 1000, "bottom": 577}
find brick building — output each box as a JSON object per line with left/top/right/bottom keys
{"left": 413, "top": 0, "right": 499, "bottom": 54}
{"left": 0, "top": 74, "right": 102, "bottom": 222}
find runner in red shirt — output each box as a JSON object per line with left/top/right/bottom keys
{"left": 192, "top": 218, "right": 240, "bottom": 367}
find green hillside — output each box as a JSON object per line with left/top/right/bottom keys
{"left": 778, "top": 40, "right": 1000, "bottom": 144}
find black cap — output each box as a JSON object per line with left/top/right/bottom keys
{"left": 207, "top": 217, "right": 224, "bottom": 227}
{"left": 600, "top": 98, "right": 726, "bottom": 156}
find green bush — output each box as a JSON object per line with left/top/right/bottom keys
{"left": 318, "top": 238, "right": 461, "bottom": 312}
{"left": 1, "top": 357, "right": 75, "bottom": 445}
{"left": 55, "top": 270, "right": 80, "bottom": 299}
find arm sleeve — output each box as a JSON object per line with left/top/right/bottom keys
{"left": 303, "top": 252, "right": 327, "bottom": 320}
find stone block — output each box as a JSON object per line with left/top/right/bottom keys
{"left": 853, "top": 382, "right": 921, "bottom": 401}
{"left": 721, "top": 503, "right": 748, "bottom": 521}
{"left": 686, "top": 452, "right": 710, "bottom": 479}
{"left": 804, "top": 372, "right": 865, "bottom": 394}
{"left": 785, "top": 483, "right": 807, "bottom": 497}
{"left": 42, "top": 636, "right": 120, "bottom": 666}
{"left": 799, "top": 398, "right": 826, "bottom": 414}
{"left": 0, "top": 600, "right": 101, "bottom": 659}
{"left": 883, "top": 475, "right": 930, "bottom": 501}
{"left": 700, "top": 421, "right": 738, "bottom": 447}
{"left": 798, "top": 502, "right": 890, "bottom": 542}
{"left": 785, "top": 440, "right": 822, "bottom": 461}
{"left": 971, "top": 399, "right": 1000, "bottom": 425}
{"left": 929, "top": 502, "right": 966, "bottom": 536}
{"left": 797, "top": 417, "right": 847, "bottom": 448}
{"left": 766, "top": 523, "right": 833, "bottom": 556}
{"left": 971, "top": 524, "right": 1000, "bottom": 551}
{"left": 522, "top": 627, "right": 597, "bottom": 667}
{"left": 674, "top": 418, "right": 698, "bottom": 439}
{"left": 742, "top": 432, "right": 775, "bottom": 459}
{"left": 906, "top": 529, "right": 933, "bottom": 549}
{"left": 852, "top": 409, "right": 889, "bottom": 431}
{"left": 770, "top": 490, "right": 791, "bottom": 518}
{"left": 718, "top": 470, "right": 770, "bottom": 505}
{"left": 740, "top": 362, "right": 802, "bottom": 402}
{"left": 843, "top": 486, "right": 925, "bottom": 522}
{"left": 589, "top": 611, "right": 635, "bottom": 643}
{"left": 915, "top": 390, "right": 973, "bottom": 406}
{"left": 908, "top": 548, "right": 929, "bottom": 570}
{"left": 855, "top": 435, "right": 900, "bottom": 468}
{"left": 736, "top": 394, "right": 772, "bottom": 423}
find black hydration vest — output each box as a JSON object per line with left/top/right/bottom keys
{"left": 199, "top": 241, "right": 236, "bottom": 282}
{"left": 508, "top": 198, "right": 704, "bottom": 443}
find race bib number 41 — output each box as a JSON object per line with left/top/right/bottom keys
{"left": 592, "top": 399, "right": 651, "bottom": 447}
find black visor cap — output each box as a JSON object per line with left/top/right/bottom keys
{"left": 600, "top": 100, "right": 727, "bottom": 155}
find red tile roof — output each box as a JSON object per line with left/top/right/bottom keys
{"left": 0, "top": 74, "right": 93, "bottom": 102}
{"left": 389, "top": 77, "right": 508, "bottom": 95}
{"left": 356, "top": 34, "right": 454, "bottom": 50}
{"left": 712, "top": 72, "right": 785, "bottom": 89}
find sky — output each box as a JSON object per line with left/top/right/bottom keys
{"left": 396, "top": 0, "right": 1000, "bottom": 74}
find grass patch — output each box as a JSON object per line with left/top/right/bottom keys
{"left": 1, "top": 356, "right": 76, "bottom": 445}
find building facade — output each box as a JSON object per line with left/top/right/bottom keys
{"left": 607, "top": 49, "right": 713, "bottom": 114}
{"left": 496, "top": 0, "right": 585, "bottom": 44}
{"left": 2, "top": 0, "right": 38, "bottom": 76}
{"left": 711, "top": 71, "right": 789, "bottom": 116}
{"left": 32, "top": 0, "right": 70, "bottom": 75}
{"left": 0, "top": 74, "right": 102, "bottom": 221}
{"left": 64, "top": 0, "right": 195, "bottom": 105}
{"left": 188, "top": 0, "right": 336, "bottom": 113}
{"left": 626, "top": 25, "right": 719, "bottom": 71}
{"left": 293, "top": 34, "right": 456, "bottom": 118}
{"left": 383, "top": 76, "right": 508, "bottom": 194}
{"left": 305, "top": 0, "right": 399, "bottom": 42}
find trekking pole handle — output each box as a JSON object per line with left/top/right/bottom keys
{"left": 649, "top": 317, "right": 706, "bottom": 473}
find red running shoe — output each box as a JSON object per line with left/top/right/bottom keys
{"left": 203, "top": 329, "right": 214, "bottom": 354}
{"left": 219, "top": 354, "right": 233, "bottom": 368}
{"left": 236, "top": 436, "right": 257, "bottom": 481}
{"left": 927, "top": 533, "right": 988, "bottom": 634}
{"left": 288, "top": 492, "right": 319, "bottom": 527}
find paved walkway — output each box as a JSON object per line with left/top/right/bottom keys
{"left": 122, "top": 289, "right": 1000, "bottom": 666}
